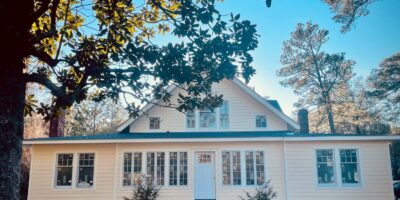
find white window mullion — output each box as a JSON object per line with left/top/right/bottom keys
{"left": 72, "top": 153, "right": 78, "bottom": 189}
{"left": 335, "top": 149, "right": 341, "bottom": 187}
{"left": 241, "top": 150, "right": 245, "bottom": 186}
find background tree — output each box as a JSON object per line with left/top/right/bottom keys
{"left": 306, "top": 77, "right": 391, "bottom": 135}
{"left": 277, "top": 21, "right": 354, "bottom": 134}
{"left": 65, "top": 98, "right": 128, "bottom": 135}
{"left": 0, "top": 0, "right": 259, "bottom": 198}
{"left": 368, "top": 52, "right": 400, "bottom": 124}
{"left": 324, "top": 0, "right": 376, "bottom": 33}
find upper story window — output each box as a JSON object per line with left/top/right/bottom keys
{"left": 56, "top": 154, "right": 74, "bottom": 187}
{"left": 169, "top": 152, "right": 188, "bottom": 186}
{"left": 123, "top": 152, "right": 142, "bottom": 186}
{"left": 186, "top": 101, "right": 229, "bottom": 130}
{"left": 77, "top": 153, "right": 95, "bottom": 188}
{"left": 316, "top": 149, "right": 336, "bottom": 185}
{"left": 219, "top": 101, "right": 229, "bottom": 129}
{"left": 199, "top": 109, "right": 216, "bottom": 129}
{"left": 149, "top": 117, "right": 160, "bottom": 129}
{"left": 256, "top": 115, "right": 267, "bottom": 128}
{"left": 340, "top": 149, "right": 360, "bottom": 184}
{"left": 186, "top": 110, "right": 196, "bottom": 129}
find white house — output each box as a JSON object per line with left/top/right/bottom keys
{"left": 25, "top": 78, "right": 400, "bottom": 200}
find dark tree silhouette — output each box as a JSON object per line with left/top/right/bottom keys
{"left": 0, "top": 0, "right": 258, "bottom": 199}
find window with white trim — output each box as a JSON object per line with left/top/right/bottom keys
{"left": 256, "top": 115, "right": 267, "bottom": 128}
{"left": 169, "top": 152, "right": 188, "bottom": 186}
{"left": 199, "top": 109, "right": 216, "bottom": 128}
{"left": 186, "top": 110, "right": 196, "bottom": 129}
{"left": 77, "top": 153, "right": 95, "bottom": 188}
{"left": 316, "top": 149, "right": 336, "bottom": 185}
{"left": 245, "top": 151, "right": 265, "bottom": 185}
{"left": 147, "top": 152, "right": 165, "bottom": 185}
{"left": 123, "top": 152, "right": 142, "bottom": 186}
{"left": 340, "top": 149, "right": 360, "bottom": 184}
{"left": 219, "top": 101, "right": 229, "bottom": 129}
{"left": 56, "top": 153, "right": 73, "bottom": 187}
{"left": 149, "top": 117, "right": 160, "bottom": 129}
{"left": 222, "top": 151, "right": 241, "bottom": 185}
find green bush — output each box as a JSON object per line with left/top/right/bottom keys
{"left": 240, "top": 180, "right": 277, "bottom": 200}
{"left": 123, "top": 175, "right": 160, "bottom": 200}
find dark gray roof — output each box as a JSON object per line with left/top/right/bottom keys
{"left": 25, "top": 131, "right": 372, "bottom": 142}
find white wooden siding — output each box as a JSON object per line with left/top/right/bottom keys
{"left": 28, "top": 141, "right": 393, "bottom": 200}
{"left": 285, "top": 141, "right": 393, "bottom": 200}
{"left": 130, "top": 79, "right": 288, "bottom": 132}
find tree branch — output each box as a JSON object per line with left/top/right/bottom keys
{"left": 31, "top": 0, "right": 51, "bottom": 23}
{"left": 30, "top": 48, "right": 60, "bottom": 67}
{"left": 23, "top": 73, "right": 72, "bottom": 105}
{"left": 31, "top": 0, "right": 61, "bottom": 43}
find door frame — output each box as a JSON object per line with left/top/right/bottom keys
{"left": 193, "top": 151, "right": 217, "bottom": 200}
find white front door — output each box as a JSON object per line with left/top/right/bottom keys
{"left": 194, "top": 152, "right": 216, "bottom": 200}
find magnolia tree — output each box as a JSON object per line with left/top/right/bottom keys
{"left": 0, "top": 0, "right": 259, "bottom": 198}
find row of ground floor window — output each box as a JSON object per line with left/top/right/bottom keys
{"left": 54, "top": 148, "right": 360, "bottom": 189}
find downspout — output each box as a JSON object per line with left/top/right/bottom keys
{"left": 283, "top": 140, "right": 289, "bottom": 200}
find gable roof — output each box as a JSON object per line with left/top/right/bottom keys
{"left": 23, "top": 131, "right": 400, "bottom": 144}
{"left": 117, "top": 78, "right": 300, "bottom": 132}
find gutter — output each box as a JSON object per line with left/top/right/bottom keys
{"left": 23, "top": 135, "right": 400, "bottom": 145}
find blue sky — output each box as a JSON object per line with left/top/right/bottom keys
{"left": 211, "top": 0, "right": 400, "bottom": 116}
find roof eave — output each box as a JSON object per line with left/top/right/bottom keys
{"left": 23, "top": 135, "right": 400, "bottom": 145}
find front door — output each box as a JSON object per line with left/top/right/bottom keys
{"left": 194, "top": 152, "right": 216, "bottom": 200}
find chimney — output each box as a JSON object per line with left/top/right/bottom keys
{"left": 297, "top": 108, "right": 309, "bottom": 134}
{"left": 49, "top": 109, "right": 65, "bottom": 137}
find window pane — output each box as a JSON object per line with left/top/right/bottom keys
{"left": 156, "top": 152, "right": 165, "bottom": 185}
{"left": 200, "top": 109, "right": 216, "bottom": 128}
{"left": 316, "top": 150, "right": 335, "bottom": 184}
{"left": 256, "top": 151, "right": 265, "bottom": 185}
{"left": 222, "top": 152, "right": 231, "bottom": 185}
{"left": 56, "top": 154, "right": 73, "bottom": 186}
{"left": 133, "top": 153, "right": 142, "bottom": 184}
{"left": 147, "top": 152, "right": 155, "bottom": 183}
{"left": 186, "top": 110, "right": 196, "bottom": 129}
{"left": 57, "top": 167, "right": 73, "bottom": 186}
{"left": 340, "top": 149, "right": 359, "bottom": 184}
{"left": 123, "top": 153, "right": 132, "bottom": 186}
{"left": 219, "top": 101, "right": 229, "bottom": 128}
{"left": 179, "top": 152, "right": 188, "bottom": 186}
{"left": 256, "top": 115, "right": 267, "bottom": 128}
{"left": 150, "top": 117, "right": 160, "bottom": 129}
{"left": 77, "top": 153, "right": 94, "bottom": 188}
{"left": 232, "top": 151, "right": 241, "bottom": 185}
{"left": 169, "top": 152, "right": 178, "bottom": 186}
{"left": 246, "top": 151, "right": 255, "bottom": 185}
{"left": 169, "top": 152, "right": 188, "bottom": 186}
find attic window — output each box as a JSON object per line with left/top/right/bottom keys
{"left": 256, "top": 115, "right": 267, "bottom": 128}
{"left": 149, "top": 117, "right": 160, "bottom": 129}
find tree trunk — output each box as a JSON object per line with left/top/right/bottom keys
{"left": 0, "top": 58, "right": 26, "bottom": 200}
{"left": 0, "top": 0, "right": 33, "bottom": 199}
{"left": 325, "top": 96, "right": 336, "bottom": 134}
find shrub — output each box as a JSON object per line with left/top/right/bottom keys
{"left": 240, "top": 180, "right": 277, "bottom": 200}
{"left": 123, "top": 175, "right": 161, "bottom": 200}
